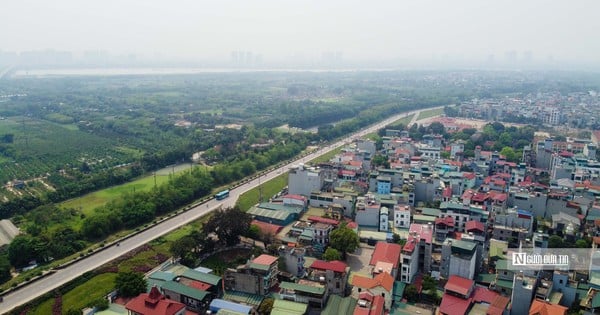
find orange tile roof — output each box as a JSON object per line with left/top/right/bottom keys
{"left": 488, "top": 295, "right": 510, "bottom": 315}
{"left": 529, "top": 299, "right": 567, "bottom": 315}
{"left": 351, "top": 272, "right": 394, "bottom": 292}
{"left": 252, "top": 254, "right": 278, "bottom": 266}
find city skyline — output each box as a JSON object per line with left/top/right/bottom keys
{"left": 1, "top": 0, "right": 600, "bottom": 68}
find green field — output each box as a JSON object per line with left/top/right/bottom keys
{"left": 237, "top": 173, "right": 288, "bottom": 211}
{"left": 416, "top": 107, "right": 444, "bottom": 121}
{"left": 61, "top": 173, "right": 172, "bottom": 215}
{"left": 60, "top": 165, "right": 200, "bottom": 215}
{"left": 388, "top": 114, "right": 415, "bottom": 128}
{"left": 310, "top": 146, "right": 343, "bottom": 164}
{"left": 29, "top": 272, "right": 118, "bottom": 315}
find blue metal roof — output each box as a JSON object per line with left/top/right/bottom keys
{"left": 209, "top": 299, "right": 252, "bottom": 314}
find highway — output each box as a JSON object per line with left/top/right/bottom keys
{"left": 0, "top": 106, "right": 439, "bottom": 313}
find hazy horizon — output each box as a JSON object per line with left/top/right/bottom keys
{"left": 2, "top": 0, "right": 600, "bottom": 69}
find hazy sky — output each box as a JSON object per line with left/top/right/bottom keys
{"left": 2, "top": 0, "right": 600, "bottom": 64}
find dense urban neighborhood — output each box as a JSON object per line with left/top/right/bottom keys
{"left": 2, "top": 70, "right": 600, "bottom": 315}
{"left": 32, "top": 88, "right": 600, "bottom": 315}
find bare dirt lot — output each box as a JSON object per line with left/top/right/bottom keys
{"left": 0, "top": 219, "right": 19, "bottom": 246}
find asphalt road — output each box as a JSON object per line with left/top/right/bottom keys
{"left": 0, "top": 106, "right": 439, "bottom": 313}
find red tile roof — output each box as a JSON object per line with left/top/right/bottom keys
{"left": 252, "top": 254, "right": 278, "bottom": 266}
{"left": 353, "top": 295, "right": 385, "bottom": 315}
{"left": 488, "top": 295, "right": 510, "bottom": 315}
{"left": 310, "top": 260, "right": 348, "bottom": 273}
{"left": 529, "top": 299, "right": 568, "bottom": 315}
{"left": 351, "top": 272, "right": 394, "bottom": 292}
{"left": 370, "top": 295, "right": 385, "bottom": 315}
{"left": 340, "top": 169, "right": 357, "bottom": 177}
{"left": 472, "top": 287, "right": 498, "bottom": 304}
{"left": 409, "top": 223, "right": 433, "bottom": 244}
{"left": 187, "top": 280, "right": 212, "bottom": 291}
{"left": 465, "top": 220, "right": 485, "bottom": 232}
{"left": 370, "top": 242, "right": 402, "bottom": 268}
{"left": 402, "top": 239, "right": 416, "bottom": 254}
{"left": 251, "top": 220, "right": 283, "bottom": 236}
{"left": 462, "top": 189, "right": 475, "bottom": 200}
{"left": 488, "top": 191, "right": 508, "bottom": 202}
{"left": 472, "top": 192, "right": 490, "bottom": 203}
{"left": 444, "top": 275, "right": 474, "bottom": 296}
{"left": 308, "top": 216, "right": 339, "bottom": 226}
{"left": 439, "top": 293, "right": 471, "bottom": 315}
{"left": 443, "top": 186, "right": 453, "bottom": 198}
{"left": 125, "top": 286, "right": 186, "bottom": 315}
{"left": 463, "top": 172, "right": 476, "bottom": 180}
{"left": 347, "top": 161, "right": 363, "bottom": 167}
{"left": 435, "top": 216, "right": 455, "bottom": 227}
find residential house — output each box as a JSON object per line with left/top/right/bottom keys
{"left": 279, "top": 245, "right": 306, "bottom": 277}
{"left": 351, "top": 272, "right": 394, "bottom": 311}
{"left": 439, "top": 275, "right": 474, "bottom": 315}
{"left": 400, "top": 224, "right": 433, "bottom": 283}
{"left": 464, "top": 220, "right": 486, "bottom": 244}
{"left": 439, "top": 201, "right": 489, "bottom": 233}
{"left": 125, "top": 286, "right": 186, "bottom": 315}
{"left": 434, "top": 216, "right": 454, "bottom": 243}
{"left": 440, "top": 238, "right": 478, "bottom": 280}
{"left": 529, "top": 299, "right": 567, "bottom": 315}
{"left": 353, "top": 292, "right": 385, "bottom": 315}
{"left": 393, "top": 204, "right": 411, "bottom": 229}
{"left": 279, "top": 280, "right": 327, "bottom": 308}
{"left": 511, "top": 272, "right": 538, "bottom": 315}
{"left": 370, "top": 242, "right": 401, "bottom": 279}
{"left": 224, "top": 254, "right": 279, "bottom": 295}
{"left": 288, "top": 164, "right": 324, "bottom": 197}
{"left": 307, "top": 260, "right": 349, "bottom": 296}
{"left": 160, "top": 280, "right": 211, "bottom": 313}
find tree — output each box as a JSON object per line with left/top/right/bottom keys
{"left": 115, "top": 272, "right": 147, "bottom": 298}
{"left": 500, "top": 147, "right": 518, "bottom": 163}
{"left": 371, "top": 154, "right": 389, "bottom": 168}
{"left": 170, "top": 235, "right": 198, "bottom": 266}
{"left": 8, "top": 235, "right": 45, "bottom": 268}
{"left": 422, "top": 275, "right": 437, "bottom": 291}
{"left": 329, "top": 224, "right": 359, "bottom": 259}
{"left": 322, "top": 248, "right": 342, "bottom": 261}
{"left": 548, "top": 235, "right": 564, "bottom": 248}
{"left": 575, "top": 239, "right": 590, "bottom": 248}
{"left": 247, "top": 224, "right": 261, "bottom": 239}
{"left": 203, "top": 206, "right": 251, "bottom": 246}
{"left": 404, "top": 284, "right": 418, "bottom": 302}
{"left": 0, "top": 256, "right": 11, "bottom": 283}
